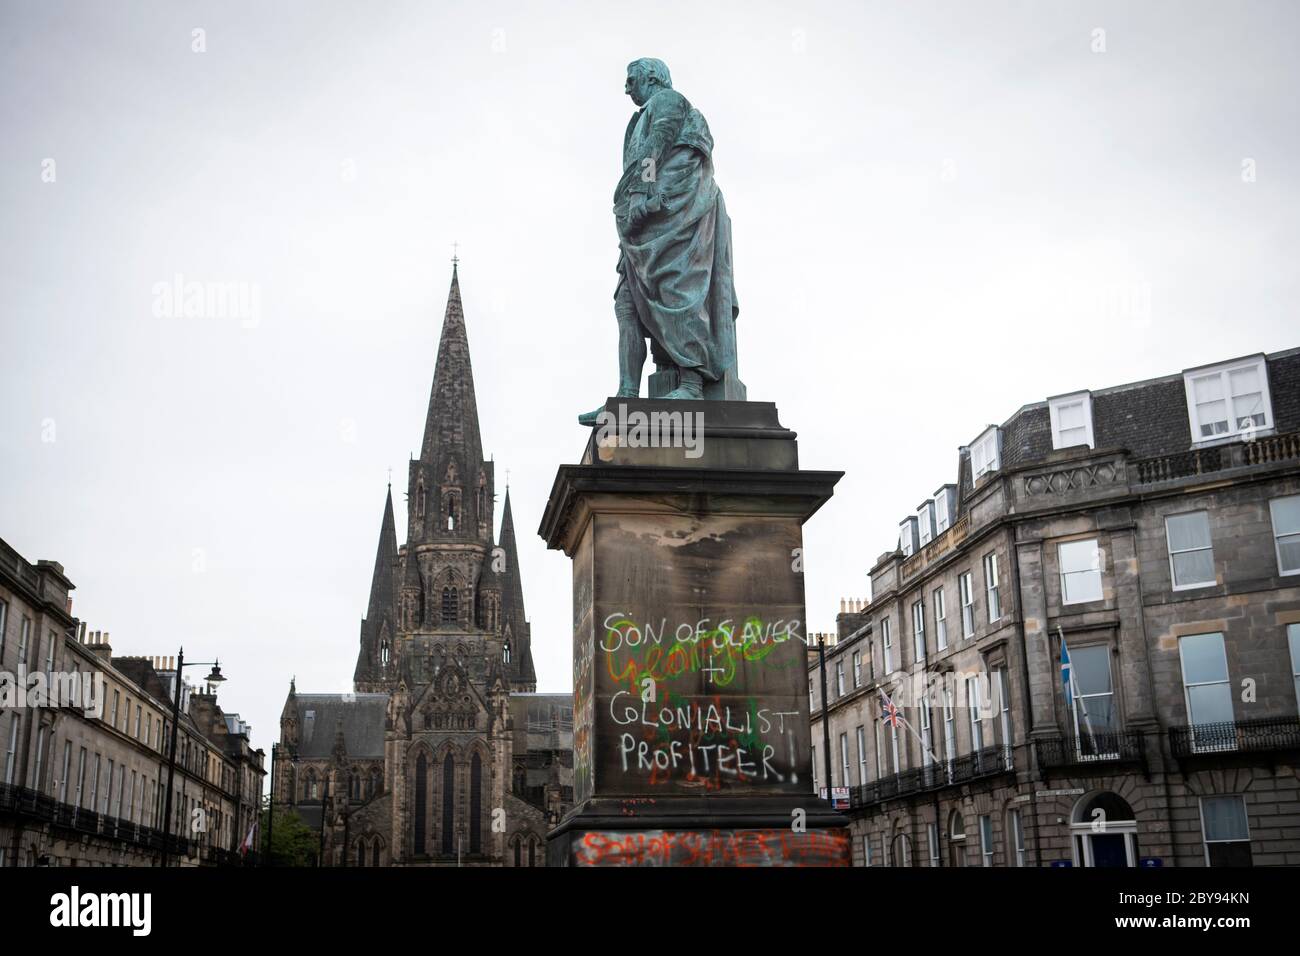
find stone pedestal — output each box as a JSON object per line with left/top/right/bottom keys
{"left": 538, "top": 398, "right": 849, "bottom": 866}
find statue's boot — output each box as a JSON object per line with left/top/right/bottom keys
{"left": 662, "top": 369, "right": 703, "bottom": 401}
{"left": 577, "top": 386, "right": 639, "bottom": 426}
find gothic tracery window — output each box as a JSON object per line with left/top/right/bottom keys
{"left": 414, "top": 753, "right": 428, "bottom": 854}
{"left": 441, "top": 754, "right": 455, "bottom": 855}
{"left": 441, "top": 587, "right": 458, "bottom": 624}
{"left": 470, "top": 752, "right": 483, "bottom": 854}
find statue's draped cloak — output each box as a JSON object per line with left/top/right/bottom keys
{"left": 614, "top": 88, "right": 739, "bottom": 383}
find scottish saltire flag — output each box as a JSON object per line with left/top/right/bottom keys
{"left": 880, "top": 689, "right": 903, "bottom": 728}
{"left": 1060, "top": 633, "right": 1073, "bottom": 696}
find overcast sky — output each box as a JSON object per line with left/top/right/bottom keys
{"left": 2, "top": 0, "right": 1297, "bottom": 763}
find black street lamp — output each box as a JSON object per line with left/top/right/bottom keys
{"left": 816, "top": 635, "right": 833, "bottom": 805}
{"left": 159, "top": 647, "right": 226, "bottom": 868}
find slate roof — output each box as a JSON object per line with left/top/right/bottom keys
{"left": 294, "top": 693, "right": 388, "bottom": 758}
{"left": 996, "top": 347, "right": 1300, "bottom": 471}
{"left": 932, "top": 346, "right": 1300, "bottom": 531}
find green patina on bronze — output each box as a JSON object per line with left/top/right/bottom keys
{"left": 580, "top": 58, "right": 745, "bottom": 425}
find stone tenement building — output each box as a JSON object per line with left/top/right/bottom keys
{"left": 811, "top": 348, "right": 1300, "bottom": 867}
{"left": 0, "top": 537, "right": 265, "bottom": 866}
{"left": 275, "top": 266, "right": 572, "bottom": 867}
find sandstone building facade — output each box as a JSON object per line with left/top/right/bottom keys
{"left": 275, "top": 267, "right": 572, "bottom": 866}
{"left": 811, "top": 348, "right": 1300, "bottom": 867}
{"left": 0, "top": 537, "right": 265, "bottom": 867}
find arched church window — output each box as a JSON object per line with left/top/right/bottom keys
{"left": 372, "top": 840, "right": 381, "bottom": 867}
{"left": 414, "top": 753, "right": 428, "bottom": 854}
{"left": 470, "top": 752, "right": 483, "bottom": 854}
{"left": 380, "top": 638, "right": 390, "bottom": 665}
{"left": 356, "top": 842, "right": 365, "bottom": 867}
{"left": 441, "top": 588, "right": 458, "bottom": 624}
{"left": 528, "top": 837, "right": 537, "bottom": 867}
{"left": 445, "top": 495, "right": 457, "bottom": 531}
{"left": 369, "top": 768, "right": 382, "bottom": 798}
{"left": 416, "top": 476, "right": 425, "bottom": 518}
{"left": 513, "top": 837, "right": 522, "bottom": 867}
{"left": 441, "top": 754, "right": 455, "bottom": 855}
{"left": 503, "top": 641, "right": 511, "bottom": 665}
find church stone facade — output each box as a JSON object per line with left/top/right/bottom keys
{"left": 275, "top": 267, "right": 572, "bottom": 866}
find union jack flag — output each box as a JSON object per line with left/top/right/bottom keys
{"left": 880, "top": 689, "right": 903, "bottom": 728}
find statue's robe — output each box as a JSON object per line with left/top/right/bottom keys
{"left": 613, "top": 88, "right": 739, "bottom": 386}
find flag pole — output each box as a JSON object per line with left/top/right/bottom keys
{"left": 882, "top": 686, "right": 943, "bottom": 766}
{"left": 1060, "top": 627, "right": 1099, "bottom": 752}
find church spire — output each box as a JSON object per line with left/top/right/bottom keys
{"left": 498, "top": 487, "right": 535, "bottom": 686}
{"left": 499, "top": 487, "right": 526, "bottom": 622}
{"left": 367, "top": 484, "right": 397, "bottom": 620}
{"left": 354, "top": 484, "right": 398, "bottom": 687}
{"left": 419, "top": 264, "right": 483, "bottom": 467}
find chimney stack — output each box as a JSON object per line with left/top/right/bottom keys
{"left": 86, "top": 629, "right": 113, "bottom": 665}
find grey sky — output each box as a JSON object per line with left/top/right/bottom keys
{"left": 2, "top": 1, "right": 1297, "bottom": 762}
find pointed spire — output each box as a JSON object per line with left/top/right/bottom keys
{"left": 356, "top": 485, "right": 399, "bottom": 686}
{"left": 419, "top": 264, "right": 483, "bottom": 466}
{"left": 497, "top": 487, "right": 534, "bottom": 686}
{"left": 366, "top": 484, "right": 398, "bottom": 620}
{"left": 498, "top": 487, "right": 526, "bottom": 622}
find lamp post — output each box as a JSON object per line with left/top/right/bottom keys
{"left": 159, "top": 647, "right": 226, "bottom": 868}
{"left": 816, "top": 634, "right": 833, "bottom": 804}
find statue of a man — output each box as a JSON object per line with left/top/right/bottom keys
{"left": 579, "top": 58, "right": 744, "bottom": 424}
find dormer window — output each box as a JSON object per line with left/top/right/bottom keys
{"left": 1049, "top": 391, "right": 1094, "bottom": 450}
{"left": 899, "top": 516, "right": 919, "bottom": 557}
{"left": 1183, "top": 356, "right": 1272, "bottom": 442}
{"left": 916, "top": 500, "right": 936, "bottom": 546}
{"left": 933, "top": 485, "right": 956, "bottom": 533}
{"left": 970, "top": 426, "right": 1001, "bottom": 479}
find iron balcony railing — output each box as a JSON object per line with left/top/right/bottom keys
{"left": 1169, "top": 716, "right": 1300, "bottom": 758}
{"left": 0, "top": 782, "right": 194, "bottom": 858}
{"left": 848, "top": 745, "right": 1011, "bottom": 810}
{"left": 1035, "top": 730, "right": 1147, "bottom": 769}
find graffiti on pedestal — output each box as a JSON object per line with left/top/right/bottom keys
{"left": 573, "top": 829, "right": 849, "bottom": 867}
{"left": 593, "top": 612, "right": 811, "bottom": 795}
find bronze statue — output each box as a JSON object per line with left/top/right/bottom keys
{"left": 579, "top": 58, "right": 744, "bottom": 425}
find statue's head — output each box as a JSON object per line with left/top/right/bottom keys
{"left": 625, "top": 58, "right": 672, "bottom": 106}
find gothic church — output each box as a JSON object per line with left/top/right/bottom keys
{"left": 275, "top": 266, "right": 572, "bottom": 866}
